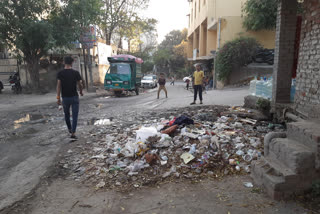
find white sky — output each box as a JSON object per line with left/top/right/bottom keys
{"left": 142, "top": 0, "right": 189, "bottom": 44}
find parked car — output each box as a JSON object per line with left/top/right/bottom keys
{"left": 141, "top": 75, "right": 157, "bottom": 88}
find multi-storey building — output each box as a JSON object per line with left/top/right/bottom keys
{"left": 187, "top": 0, "right": 276, "bottom": 60}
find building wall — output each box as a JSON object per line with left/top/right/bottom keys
{"left": 295, "top": 0, "right": 320, "bottom": 118}
{"left": 207, "top": 30, "right": 217, "bottom": 54}
{"left": 188, "top": 0, "right": 207, "bottom": 36}
{"left": 220, "top": 17, "right": 276, "bottom": 49}
{"left": 187, "top": 0, "right": 276, "bottom": 59}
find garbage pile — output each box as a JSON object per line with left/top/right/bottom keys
{"left": 60, "top": 106, "right": 285, "bottom": 191}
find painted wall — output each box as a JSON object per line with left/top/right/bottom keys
{"left": 220, "top": 17, "right": 276, "bottom": 49}
{"left": 188, "top": 0, "right": 275, "bottom": 58}
{"left": 207, "top": 30, "right": 217, "bottom": 55}
{"left": 215, "top": 0, "right": 245, "bottom": 17}
{"left": 188, "top": 0, "right": 207, "bottom": 36}
{"left": 187, "top": 0, "right": 276, "bottom": 58}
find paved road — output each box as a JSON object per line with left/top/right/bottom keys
{"left": 0, "top": 84, "right": 249, "bottom": 211}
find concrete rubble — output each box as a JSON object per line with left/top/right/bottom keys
{"left": 59, "top": 106, "right": 285, "bottom": 191}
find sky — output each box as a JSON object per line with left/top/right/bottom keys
{"left": 142, "top": 0, "right": 189, "bottom": 44}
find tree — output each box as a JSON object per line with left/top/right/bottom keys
{"left": 58, "top": 0, "right": 103, "bottom": 41}
{"left": 126, "top": 18, "right": 157, "bottom": 53}
{"left": 101, "top": 0, "right": 149, "bottom": 45}
{"left": 242, "top": 0, "right": 278, "bottom": 31}
{"left": 118, "top": 17, "right": 157, "bottom": 74}
{"left": 216, "top": 37, "right": 260, "bottom": 81}
{"left": 0, "top": 0, "right": 59, "bottom": 90}
{"left": 0, "top": 0, "right": 102, "bottom": 91}
{"left": 153, "top": 28, "right": 188, "bottom": 76}
{"left": 158, "top": 29, "right": 187, "bottom": 52}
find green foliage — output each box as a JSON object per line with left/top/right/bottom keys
{"left": 122, "top": 17, "right": 157, "bottom": 52}
{"left": 175, "top": 67, "right": 190, "bottom": 79}
{"left": 256, "top": 98, "right": 271, "bottom": 112}
{"left": 0, "top": 0, "right": 103, "bottom": 90}
{"left": 242, "top": 0, "right": 304, "bottom": 31}
{"left": 57, "top": 0, "right": 103, "bottom": 43}
{"left": 312, "top": 180, "right": 320, "bottom": 197}
{"left": 153, "top": 49, "right": 170, "bottom": 67}
{"left": 101, "top": 0, "right": 150, "bottom": 45}
{"left": 141, "top": 61, "right": 153, "bottom": 74}
{"left": 158, "top": 29, "right": 187, "bottom": 53}
{"left": 153, "top": 29, "right": 188, "bottom": 76}
{"left": 215, "top": 37, "right": 260, "bottom": 81}
{"left": 16, "top": 21, "right": 55, "bottom": 63}
{"left": 242, "top": 0, "right": 278, "bottom": 31}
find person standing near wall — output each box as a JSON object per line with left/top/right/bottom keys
{"left": 56, "top": 56, "right": 83, "bottom": 139}
{"left": 190, "top": 64, "right": 204, "bottom": 105}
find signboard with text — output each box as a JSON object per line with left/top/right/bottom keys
{"left": 80, "top": 26, "right": 96, "bottom": 48}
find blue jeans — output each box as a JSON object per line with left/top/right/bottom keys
{"left": 62, "top": 96, "right": 79, "bottom": 133}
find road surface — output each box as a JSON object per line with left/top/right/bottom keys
{"left": 0, "top": 84, "right": 309, "bottom": 213}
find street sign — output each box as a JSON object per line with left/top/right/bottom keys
{"left": 80, "top": 26, "right": 96, "bottom": 46}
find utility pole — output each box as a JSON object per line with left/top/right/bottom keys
{"left": 82, "top": 47, "right": 89, "bottom": 91}
{"left": 87, "top": 47, "right": 93, "bottom": 87}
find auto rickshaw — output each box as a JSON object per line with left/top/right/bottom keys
{"left": 104, "top": 54, "right": 143, "bottom": 96}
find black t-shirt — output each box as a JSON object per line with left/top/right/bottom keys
{"left": 158, "top": 78, "right": 166, "bottom": 86}
{"left": 57, "top": 69, "right": 81, "bottom": 97}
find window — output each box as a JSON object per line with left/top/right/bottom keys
{"left": 110, "top": 63, "right": 131, "bottom": 75}
{"left": 143, "top": 76, "right": 153, "bottom": 80}
{"left": 195, "top": 2, "right": 197, "bottom": 18}
{"left": 199, "top": 0, "right": 200, "bottom": 12}
{"left": 203, "top": 0, "right": 206, "bottom": 5}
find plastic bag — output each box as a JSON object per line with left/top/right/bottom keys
{"left": 127, "top": 160, "right": 149, "bottom": 173}
{"left": 136, "top": 126, "right": 158, "bottom": 143}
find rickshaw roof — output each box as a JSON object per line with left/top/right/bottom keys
{"left": 108, "top": 54, "right": 143, "bottom": 64}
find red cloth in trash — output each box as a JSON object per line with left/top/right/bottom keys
{"left": 168, "top": 117, "right": 176, "bottom": 126}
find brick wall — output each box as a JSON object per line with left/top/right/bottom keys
{"left": 295, "top": 0, "right": 320, "bottom": 118}
{"left": 272, "top": 0, "right": 298, "bottom": 104}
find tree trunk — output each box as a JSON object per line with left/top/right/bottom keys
{"left": 105, "top": 30, "right": 112, "bottom": 45}
{"left": 128, "top": 39, "right": 131, "bottom": 52}
{"left": 26, "top": 58, "right": 40, "bottom": 92}
{"left": 118, "top": 36, "right": 123, "bottom": 49}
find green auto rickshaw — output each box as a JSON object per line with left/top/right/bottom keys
{"left": 104, "top": 54, "right": 143, "bottom": 96}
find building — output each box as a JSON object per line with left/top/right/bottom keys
{"left": 187, "top": 0, "right": 276, "bottom": 61}
{"left": 251, "top": 0, "right": 320, "bottom": 200}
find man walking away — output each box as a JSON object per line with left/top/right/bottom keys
{"left": 56, "top": 56, "right": 83, "bottom": 139}
{"left": 190, "top": 64, "right": 204, "bottom": 105}
{"left": 157, "top": 73, "right": 168, "bottom": 99}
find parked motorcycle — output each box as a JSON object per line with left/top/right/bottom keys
{"left": 253, "top": 48, "right": 274, "bottom": 65}
{"left": 9, "top": 72, "right": 22, "bottom": 94}
{"left": 0, "top": 80, "right": 3, "bottom": 93}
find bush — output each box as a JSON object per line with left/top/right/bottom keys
{"left": 256, "top": 98, "right": 271, "bottom": 112}
{"left": 312, "top": 180, "right": 320, "bottom": 198}
{"left": 216, "top": 37, "right": 260, "bottom": 81}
